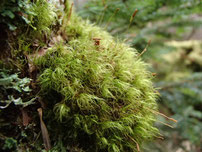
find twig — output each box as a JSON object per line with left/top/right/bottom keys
{"left": 128, "top": 135, "right": 140, "bottom": 152}
{"left": 157, "top": 121, "right": 174, "bottom": 128}
{"left": 155, "top": 136, "right": 164, "bottom": 140}
{"left": 147, "top": 108, "right": 177, "bottom": 123}
{"left": 138, "top": 39, "right": 151, "bottom": 57}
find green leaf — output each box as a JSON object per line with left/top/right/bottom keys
{"left": 2, "top": 10, "right": 15, "bottom": 19}
{"left": 0, "top": 77, "right": 13, "bottom": 86}
{"left": 3, "top": 138, "right": 17, "bottom": 150}
{"left": 22, "top": 16, "right": 31, "bottom": 24}
{"left": 9, "top": 96, "right": 36, "bottom": 107}
{"left": 8, "top": 23, "right": 17, "bottom": 31}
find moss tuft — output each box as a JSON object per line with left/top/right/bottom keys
{"left": 34, "top": 8, "right": 159, "bottom": 151}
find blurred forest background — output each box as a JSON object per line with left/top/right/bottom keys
{"left": 75, "top": 0, "right": 202, "bottom": 152}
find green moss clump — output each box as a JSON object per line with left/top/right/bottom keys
{"left": 34, "top": 10, "right": 159, "bottom": 152}
{"left": 28, "top": 0, "right": 56, "bottom": 34}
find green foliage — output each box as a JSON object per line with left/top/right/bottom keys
{"left": 0, "top": 0, "right": 56, "bottom": 34}
{"left": 0, "top": 0, "right": 31, "bottom": 30}
{"left": 78, "top": 0, "right": 202, "bottom": 51}
{"left": 2, "top": 137, "right": 17, "bottom": 150}
{"left": 158, "top": 73, "right": 202, "bottom": 143}
{"left": 154, "top": 42, "right": 202, "bottom": 147}
{"left": 27, "top": 0, "right": 57, "bottom": 33}
{"left": 0, "top": 69, "right": 35, "bottom": 109}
